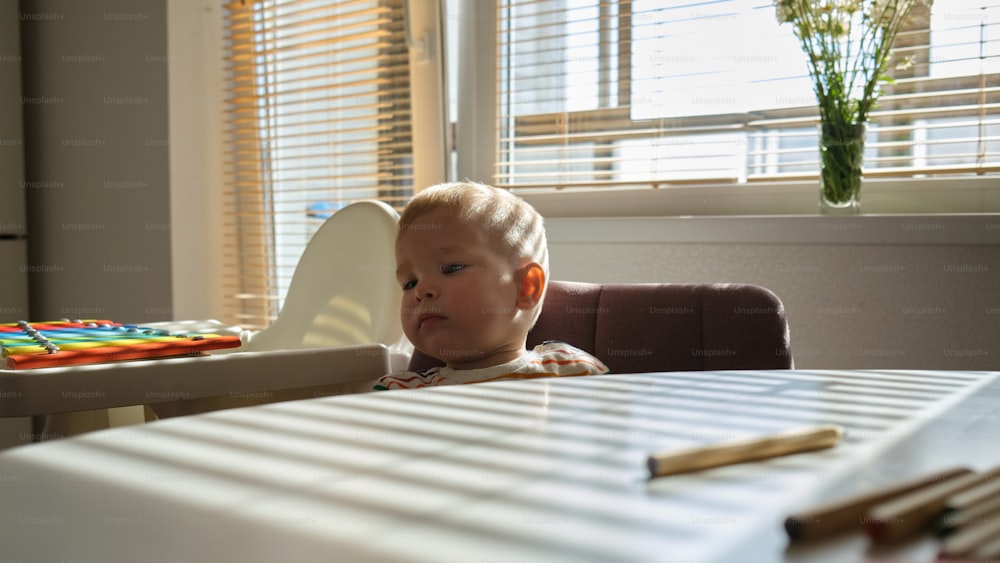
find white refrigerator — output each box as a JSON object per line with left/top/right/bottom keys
{"left": 0, "top": 237, "right": 29, "bottom": 324}
{"left": 1, "top": 0, "right": 34, "bottom": 447}
{"left": 1, "top": 0, "right": 28, "bottom": 322}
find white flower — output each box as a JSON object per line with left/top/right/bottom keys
{"left": 895, "top": 55, "right": 916, "bottom": 70}
{"left": 841, "top": 0, "right": 863, "bottom": 14}
{"left": 867, "top": 0, "right": 898, "bottom": 25}
{"left": 772, "top": 0, "right": 927, "bottom": 124}
{"left": 773, "top": 0, "right": 794, "bottom": 24}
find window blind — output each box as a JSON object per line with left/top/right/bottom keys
{"left": 223, "top": 0, "right": 413, "bottom": 329}
{"left": 495, "top": 0, "right": 1000, "bottom": 191}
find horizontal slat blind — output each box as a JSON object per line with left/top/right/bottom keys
{"left": 223, "top": 0, "right": 412, "bottom": 329}
{"left": 496, "top": 0, "right": 1000, "bottom": 191}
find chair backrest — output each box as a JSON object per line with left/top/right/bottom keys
{"left": 244, "top": 200, "right": 403, "bottom": 353}
{"left": 408, "top": 280, "right": 793, "bottom": 373}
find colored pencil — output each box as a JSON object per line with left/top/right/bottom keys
{"left": 863, "top": 466, "right": 1000, "bottom": 544}
{"left": 646, "top": 424, "right": 844, "bottom": 480}
{"left": 938, "top": 478, "right": 1000, "bottom": 536}
{"left": 970, "top": 535, "right": 1000, "bottom": 559}
{"left": 784, "top": 466, "right": 972, "bottom": 543}
{"left": 939, "top": 511, "right": 1000, "bottom": 558}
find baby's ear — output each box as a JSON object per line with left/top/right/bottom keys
{"left": 516, "top": 262, "right": 546, "bottom": 309}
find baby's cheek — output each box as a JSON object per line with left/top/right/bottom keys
{"left": 445, "top": 283, "right": 473, "bottom": 305}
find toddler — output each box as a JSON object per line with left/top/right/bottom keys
{"left": 374, "top": 182, "right": 608, "bottom": 390}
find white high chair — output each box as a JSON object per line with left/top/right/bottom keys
{"left": 241, "top": 199, "right": 408, "bottom": 362}
{"left": 26, "top": 200, "right": 411, "bottom": 440}
{"left": 144, "top": 199, "right": 412, "bottom": 419}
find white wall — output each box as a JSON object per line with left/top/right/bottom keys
{"left": 544, "top": 215, "right": 1000, "bottom": 370}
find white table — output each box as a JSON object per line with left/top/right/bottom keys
{"left": 0, "top": 369, "right": 997, "bottom": 562}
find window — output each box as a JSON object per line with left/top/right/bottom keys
{"left": 223, "top": 0, "right": 414, "bottom": 328}
{"left": 221, "top": 0, "right": 998, "bottom": 327}
{"left": 493, "top": 0, "right": 1000, "bottom": 191}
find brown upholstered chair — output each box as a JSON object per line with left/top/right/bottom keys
{"left": 408, "top": 280, "right": 793, "bottom": 373}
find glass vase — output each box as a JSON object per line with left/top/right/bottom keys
{"left": 818, "top": 120, "right": 866, "bottom": 215}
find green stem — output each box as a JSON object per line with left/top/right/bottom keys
{"left": 819, "top": 117, "right": 866, "bottom": 207}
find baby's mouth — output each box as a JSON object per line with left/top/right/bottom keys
{"left": 417, "top": 312, "right": 446, "bottom": 329}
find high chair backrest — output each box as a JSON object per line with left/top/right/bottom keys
{"left": 407, "top": 280, "right": 793, "bottom": 373}
{"left": 244, "top": 200, "right": 403, "bottom": 352}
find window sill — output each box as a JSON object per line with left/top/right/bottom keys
{"left": 527, "top": 177, "right": 1000, "bottom": 246}
{"left": 521, "top": 177, "right": 1000, "bottom": 218}
{"left": 543, "top": 213, "right": 1000, "bottom": 246}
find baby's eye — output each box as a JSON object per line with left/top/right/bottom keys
{"left": 401, "top": 279, "right": 417, "bottom": 290}
{"left": 441, "top": 264, "right": 465, "bottom": 275}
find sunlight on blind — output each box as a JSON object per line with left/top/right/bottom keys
{"left": 496, "top": 0, "right": 1000, "bottom": 191}
{"left": 630, "top": 1, "right": 813, "bottom": 119}
{"left": 223, "top": 0, "right": 412, "bottom": 329}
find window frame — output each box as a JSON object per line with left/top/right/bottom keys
{"left": 458, "top": 0, "right": 1000, "bottom": 216}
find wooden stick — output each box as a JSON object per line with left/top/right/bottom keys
{"left": 646, "top": 424, "right": 844, "bottom": 480}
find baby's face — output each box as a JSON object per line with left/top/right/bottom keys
{"left": 395, "top": 209, "right": 528, "bottom": 369}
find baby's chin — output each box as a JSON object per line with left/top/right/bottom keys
{"left": 436, "top": 349, "right": 490, "bottom": 368}
{"left": 408, "top": 338, "right": 478, "bottom": 365}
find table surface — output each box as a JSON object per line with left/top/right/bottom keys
{"left": 0, "top": 369, "right": 997, "bottom": 562}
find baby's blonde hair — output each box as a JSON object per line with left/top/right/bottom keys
{"left": 398, "top": 181, "right": 549, "bottom": 320}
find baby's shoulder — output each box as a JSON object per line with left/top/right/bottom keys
{"left": 530, "top": 341, "right": 610, "bottom": 374}
{"left": 532, "top": 340, "right": 593, "bottom": 357}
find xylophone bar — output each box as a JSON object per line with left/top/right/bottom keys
{"left": 4, "top": 336, "right": 243, "bottom": 370}
{"left": 0, "top": 320, "right": 120, "bottom": 331}
{"left": 3, "top": 335, "right": 206, "bottom": 355}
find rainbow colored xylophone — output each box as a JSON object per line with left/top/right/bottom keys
{"left": 0, "top": 320, "right": 242, "bottom": 370}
